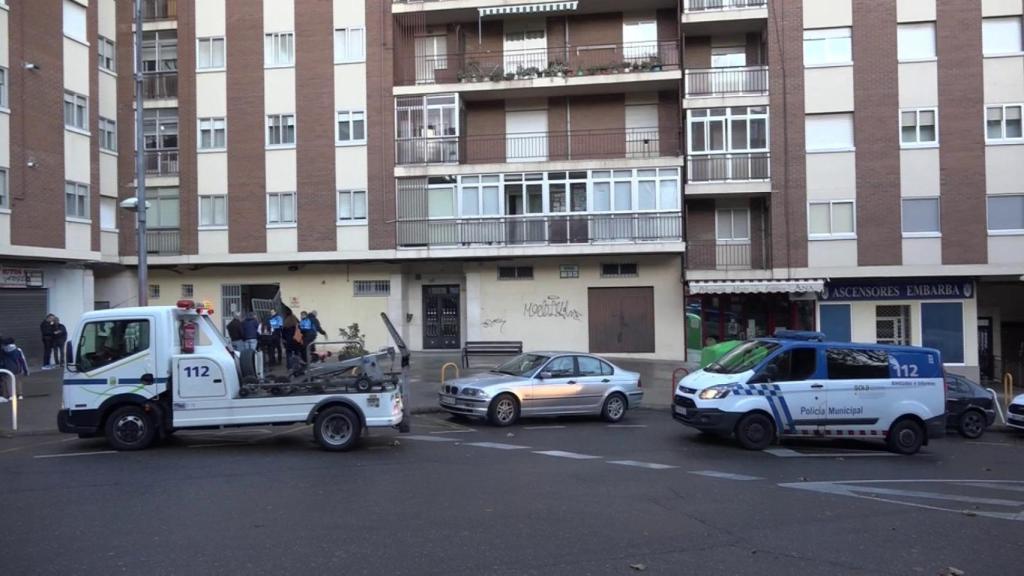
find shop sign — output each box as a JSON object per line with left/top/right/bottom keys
{"left": 0, "top": 267, "right": 44, "bottom": 289}
{"left": 821, "top": 278, "right": 974, "bottom": 301}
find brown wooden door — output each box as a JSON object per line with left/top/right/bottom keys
{"left": 588, "top": 287, "right": 655, "bottom": 353}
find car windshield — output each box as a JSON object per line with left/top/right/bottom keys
{"left": 492, "top": 354, "right": 550, "bottom": 377}
{"left": 705, "top": 340, "right": 781, "bottom": 374}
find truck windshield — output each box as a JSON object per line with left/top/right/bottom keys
{"left": 492, "top": 354, "right": 550, "bottom": 377}
{"left": 705, "top": 341, "right": 781, "bottom": 375}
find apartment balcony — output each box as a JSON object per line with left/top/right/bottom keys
{"left": 682, "top": 0, "right": 768, "bottom": 24}
{"left": 684, "top": 152, "right": 770, "bottom": 195}
{"left": 685, "top": 66, "right": 768, "bottom": 100}
{"left": 142, "top": 0, "right": 178, "bottom": 21}
{"left": 145, "top": 150, "right": 180, "bottom": 177}
{"left": 146, "top": 229, "right": 181, "bottom": 256}
{"left": 397, "top": 212, "right": 682, "bottom": 249}
{"left": 685, "top": 240, "right": 766, "bottom": 271}
{"left": 141, "top": 72, "right": 178, "bottom": 100}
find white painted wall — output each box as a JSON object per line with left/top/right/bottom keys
{"left": 263, "top": 0, "right": 295, "bottom": 34}
{"left": 0, "top": 113, "right": 9, "bottom": 166}
{"left": 264, "top": 69, "right": 296, "bottom": 114}
{"left": 982, "top": 0, "right": 1023, "bottom": 18}
{"left": 897, "top": 0, "right": 936, "bottom": 22}
{"left": 806, "top": 152, "right": 856, "bottom": 201}
{"left": 98, "top": 0, "right": 117, "bottom": 39}
{"left": 198, "top": 229, "right": 229, "bottom": 255}
{"left": 335, "top": 147, "right": 367, "bottom": 189}
{"left": 196, "top": 73, "right": 227, "bottom": 117}
{"left": 983, "top": 56, "right": 1024, "bottom": 104}
{"left": 902, "top": 237, "right": 942, "bottom": 265}
{"left": 62, "top": 38, "right": 90, "bottom": 95}
{"left": 197, "top": 152, "right": 229, "bottom": 195}
{"left": 337, "top": 225, "right": 369, "bottom": 252}
{"left": 808, "top": 239, "right": 857, "bottom": 268}
{"left": 803, "top": 0, "right": 852, "bottom": 28}
{"left": 267, "top": 226, "right": 297, "bottom": 253}
{"left": 0, "top": 212, "right": 10, "bottom": 248}
{"left": 265, "top": 149, "right": 297, "bottom": 192}
{"left": 64, "top": 132, "right": 92, "bottom": 184}
{"left": 43, "top": 266, "right": 95, "bottom": 327}
{"left": 898, "top": 62, "right": 938, "bottom": 108}
{"left": 100, "top": 152, "right": 118, "bottom": 196}
{"left": 195, "top": 0, "right": 226, "bottom": 37}
{"left": 900, "top": 148, "right": 940, "bottom": 197}
{"left": 804, "top": 66, "right": 855, "bottom": 113}
{"left": 988, "top": 235, "right": 1024, "bottom": 264}
{"left": 985, "top": 144, "right": 1024, "bottom": 195}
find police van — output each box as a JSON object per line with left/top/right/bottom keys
{"left": 673, "top": 332, "right": 945, "bottom": 455}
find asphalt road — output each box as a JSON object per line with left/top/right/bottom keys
{"left": 2, "top": 410, "right": 1022, "bottom": 576}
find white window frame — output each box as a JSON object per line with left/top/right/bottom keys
{"left": 0, "top": 167, "right": 8, "bottom": 210}
{"left": 985, "top": 103, "right": 1024, "bottom": 143}
{"left": 99, "top": 117, "right": 117, "bottom": 152}
{"left": 427, "top": 184, "right": 457, "bottom": 219}
{"left": 983, "top": 16, "right": 1023, "bottom": 57}
{"left": 199, "top": 117, "right": 227, "bottom": 150}
{"left": 100, "top": 196, "right": 117, "bottom": 230}
{"left": 64, "top": 91, "right": 89, "bottom": 132}
{"left": 199, "top": 195, "right": 228, "bottom": 228}
{"left": 808, "top": 200, "right": 856, "bottom": 240}
{"left": 900, "top": 107, "right": 938, "bottom": 148}
{"left": 266, "top": 192, "right": 296, "bottom": 226}
{"left": 901, "top": 197, "right": 941, "bottom": 238}
{"left": 266, "top": 114, "right": 296, "bottom": 148}
{"left": 897, "top": 22, "right": 936, "bottom": 62}
{"left": 197, "top": 36, "right": 226, "bottom": 71}
{"left": 336, "top": 110, "right": 366, "bottom": 145}
{"left": 0, "top": 66, "right": 8, "bottom": 110}
{"left": 337, "top": 189, "right": 367, "bottom": 224}
{"left": 334, "top": 27, "right": 366, "bottom": 64}
{"left": 687, "top": 106, "right": 770, "bottom": 155}
{"left": 715, "top": 207, "right": 751, "bottom": 243}
{"left": 264, "top": 32, "right": 295, "bottom": 68}
{"left": 63, "top": 0, "right": 88, "bottom": 44}
{"left": 805, "top": 113, "right": 855, "bottom": 153}
{"left": 803, "top": 27, "right": 852, "bottom": 68}
{"left": 98, "top": 36, "right": 117, "bottom": 73}
{"left": 65, "top": 180, "right": 90, "bottom": 220}
{"left": 986, "top": 194, "right": 1024, "bottom": 235}
{"left": 459, "top": 175, "right": 502, "bottom": 217}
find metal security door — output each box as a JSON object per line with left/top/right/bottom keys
{"left": 221, "top": 284, "right": 242, "bottom": 331}
{"left": 423, "top": 285, "right": 460, "bottom": 349}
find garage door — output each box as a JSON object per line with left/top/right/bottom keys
{"left": 0, "top": 288, "right": 48, "bottom": 362}
{"left": 588, "top": 287, "right": 655, "bottom": 353}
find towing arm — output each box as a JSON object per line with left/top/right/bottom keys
{"left": 381, "top": 313, "right": 411, "bottom": 433}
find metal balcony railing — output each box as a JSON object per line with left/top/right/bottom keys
{"left": 141, "top": 72, "right": 178, "bottom": 99}
{"left": 687, "top": 153, "right": 770, "bottom": 183}
{"left": 685, "top": 66, "right": 769, "bottom": 97}
{"left": 399, "top": 40, "right": 680, "bottom": 86}
{"left": 396, "top": 128, "right": 680, "bottom": 165}
{"left": 146, "top": 229, "right": 181, "bottom": 256}
{"left": 142, "top": 0, "right": 178, "bottom": 21}
{"left": 397, "top": 212, "right": 683, "bottom": 248}
{"left": 685, "top": 0, "right": 767, "bottom": 12}
{"left": 145, "top": 150, "right": 180, "bottom": 176}
{"left": 686, "top": 240, "right": 766, "bottom": 270}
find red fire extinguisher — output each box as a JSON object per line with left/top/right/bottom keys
{"left": 182, "top": 321, "right": 197, "bottom": 354}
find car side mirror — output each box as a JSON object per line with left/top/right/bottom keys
{"left": 539, "top": 371, "right": 552, "bottom": 380}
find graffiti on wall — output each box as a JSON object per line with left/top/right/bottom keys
{"left": 523, "top": 296, "right": 583, "bottom": 322}
{"left": 482, "top": 318, "right": 507, "bottom": 333}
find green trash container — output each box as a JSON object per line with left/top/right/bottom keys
{"left": 700, "top": 340, "right": 742, "bottom": 369}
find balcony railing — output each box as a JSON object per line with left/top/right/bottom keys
{"left": 686, "top": 240, "right": 766, "bottom": 270}
{"left": 396, "top": 128, "right": 680, "bottom": 165}
{"left": 142, "top": 0, "right": 178, "bottom": 21}
{"left": 141, "top": 72, "right": 178, "bottom": 99}
{"left": 685, "top": 66, "right": 769, "bottom": 97}
{"left": 397, "top": 212, "right": 682, "bottom": 248}
{"left": 685, "top": 0, "right": 767, "bottom": 12}
{"left": 146, "top": 229, "right": 181, "bottom": 256}
{"left": 399, "top": 40, "right": 680, "bottom": 86}
{"left": 145, "top": 150, "right": 180, "bottom": 176}
{"left": 687, "top": 153, "right": 770, "bottom": 183}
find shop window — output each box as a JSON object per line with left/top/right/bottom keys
{"left": 922, "top": 302, "right": 964, "bottom": 363}
{"left": 876, "top": 305, "right": 911, "bottom": 346}
{"left": 826, "top": 348, "right": 890, "bottom": 380}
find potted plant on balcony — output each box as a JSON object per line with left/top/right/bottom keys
{"left": 647, "top": 56, "right": 663, "bottom": 72}
{"left": 461, "top": 62, "right": 483, "bottom": 82}
{"left": 575, "top": 66, "right": 586, "bottom": 77}
{"left": 488, "top": 66, "right": 505, "bottom": 82}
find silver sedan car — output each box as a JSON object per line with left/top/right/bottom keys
{"left": 438, "top": 352, "right": 643, "bottom": 426}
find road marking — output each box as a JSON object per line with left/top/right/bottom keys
{"left": 766, "top": 447, "right": 897, "bottom": 458}
{"left": 608, "top": 460, "right": 677, "bottom": 470}
{"left": 689, "top": 470, "right": 763, "bottom": 481}
{"left": 965, "top": 441, "right": 1015, "bottom": 447}
{"left": 34, "top": 450, "right": 118, "bottom": 459}
{"left": 402, "top": 435, "right": 460, "bottom": 443}
{"left": 187, "top": 442, "right": 251, "bottom": 449}
{"left": 523, "top": 425, "right": 566, "bottom": 430}
{"left": 429, "top": 429, "right": 477, "bottom": 434}
{"left": 954, "top": 482, "right": 1024, "bottom": 493}
{"left": 533, "top": 450, "right": 601, "bottom": 460}
{"left": 606, "top": 424, "right": 647, "bottom": 428}
{"left": 466, "top": 442, "right": 531, "bottom": 450}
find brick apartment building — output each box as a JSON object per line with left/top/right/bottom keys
{"left": 0, "top": 0, "right": 1022, "bottom": 380}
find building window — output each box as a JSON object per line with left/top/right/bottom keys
{"left": 334, "top": 27, "right": 365, "bottom": 63}
{"left": 687, "top": 106, "right": 769, "bottom": 154}
{"left": 267, "top": 192, "right": 296, "bottom": 225}
{"left": 876, "top": 305, "right": 911, "bottom": 346}
{"left": 590, "top": 168, "right": 680, "bottom": 213}
{"left": 808, "top": 200, "right": 855, "bottom": 239}
{"left": 199, "top": 117, "right": 227, "bottom": 149}
{"left": 498, "top": 266, "right": 533, "bottom": 280}
{"left": 395, "top": 94, "right": 460, "bottom": 164}
{"left": 901, "top": 197, "right": 940, "bottom": 236}
{"left": 922, "top": 302, "right": 964, "bottom": 363}
{"left": 100, "top": 197, "right": 116, "bottom": 229}
{"left": 181, "top": 284, "right": 194, "bottom": 299}
{"left": 460, "top": 175, "right": 501, "bottom": 216}
{"left": 146, "top": 187, "right": 180, "bottom": 228}
{"left": 98, "top": 36, "right": 117, "bottom": 72}
{"left": 64, "top": 91, "right": 88, "bottom": 131}
{"left": 266, "top": 114, "right": 295, "bottom": 147}
{"left": 600, "top": 263, "right": 638, "bottom": 278}
{"left": 264, "top": 32, "right": 295, "bottom": 67}
{"left": 197, "top": 37, "right": 226, "bottom": 70}
{"left": 986, "top": 104, "right": 1023, "bottom": 142}
{"left": 711, "top": 45, "right": 746, "bottom": 68}
{"left": 0, "top": 67, "right": 6, "bottom": 108}
{"left": 897, "top": 22, "right": 936, "bottom": 61}
{"left": 353, "top": 280, "right": 390, "bottom": 297}
{"left": 337, "top": 190, "right": 367, "bottom": 222}
{"left": 336, "top": 110, "right": 366, "bottom": 144}
{"left": 199, "top": 195, "right": 227, "bottom": 227}
{"left": 805, "top": 113, "right": 854, "bottom": 152}
{"left": 427, "top": 185, "right": 456, "bottom": 218}
{"left": 900, "top": 108, "right": 937, "bottom": 146}
{"left": 142, "top": 30, "right": 178, "bottom": 72}
{"left": 63, "top": 0, "right": 87, "bottom": 43}
{"left": 99, "top": 117, "right": 117, "bottom": 152}
{"left": 983, "top": 16, "right": 1023, "bottom": 56}
{"left": 0, "top": 168, "right": 8, "bottom": 209}
{"left": 149, "top": 284, "right": 161, "bottom": 299}
{"left": 65, "top": 181, "right": 89, "bottom": 219}
{"left": 803, "top": 27, "right": 852, "bottom": 66}
{"left": 987, "top": 195, "right": 1024, "bottom": 233}
{"left": 716, "top": 208, "right": 750, "bottom": 242}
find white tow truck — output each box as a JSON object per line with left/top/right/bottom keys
{"left": 57, "top": 301, "right": 410, "bottom": 451}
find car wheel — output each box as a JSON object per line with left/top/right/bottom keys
{"left": 887, "top": 418, "right": 924, "bottom": 455}
{"left": 488, "top": 394, "right": 520, "bottom": 427}
{"left": 314, "top": 405, "right": 362, "bottom": 452}
{"left": 958, "top": 409, "right": 986, "bottom": 439}
{"left": 735, "top": 412, "right": 774, "bottom": 451}
{"left": 105, "top": 405, "right": 157, "bottom": 451}
{"left": 601, "top": 393, "right": 627, "bottom": 423}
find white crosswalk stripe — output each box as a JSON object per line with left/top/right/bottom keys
{"left": 466, "top": 442, "right": 531, "bottom": 450}
{"left": 689, "top": 470, "right": 763, "bottom": 481}
{"left": 533, "top": 450, "right": 602, "bottom": 460}
{"left": 402, "top": 435, "right": 460, "bottom": 443}
{"left": 607, "top": 460, "right": 677, "bottom": 470}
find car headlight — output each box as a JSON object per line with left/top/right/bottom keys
{"left": 699, "top": 385, "right": 731, "bottom": 400}
{"left": 460, "top": 388, "right": 487, "bottom": 398}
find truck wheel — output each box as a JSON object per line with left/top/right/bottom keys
{"left": 239, "top": 349, "right": 258, "bottom": 379}
{"left": 958, "top": 409, "right": 986, "bottom": 439}
{"left": 735, "top": 412, "right": 774, "bottom": 451}
{"left": 314, "top": 406, "right": 362, "bottom": 451}
{"left": 488, "top": 394, "right": 520, "bottom": 427}
{"left": 105, "top": 405, "right": 156, "bottom": 451}
{"left": 601, "top": 393, "right": 627, "bottom": 423}
{"left": 887, "top": 418, "right": 924, "bottom": 455}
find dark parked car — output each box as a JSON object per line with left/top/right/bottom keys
{"left": 945, "top": 374, "right": 996, "bottom": 439}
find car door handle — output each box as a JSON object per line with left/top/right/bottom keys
{"left": 602, "top": 379, "right": 610, "bottom": 383}
{"left": 567, "top": 380, "right": 576, "bottom": 384}
{"left": 811, "top": 384, "right": 824, "bottom": 389}
{"left": 213, "top": 379, "right": 223, "bottom": 383}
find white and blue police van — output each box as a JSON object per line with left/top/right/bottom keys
{"left": 673, "top": 331, "right": 945, "bottom": 455}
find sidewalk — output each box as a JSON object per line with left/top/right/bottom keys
{"left": 0, "top": 369, "right": 65, "bottom": 436}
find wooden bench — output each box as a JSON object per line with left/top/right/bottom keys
{"left": 462, "top": 341, "right": 523, "bottom": 368}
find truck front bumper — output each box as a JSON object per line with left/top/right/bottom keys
{"left": 58, "top": 408, "right": 100, "bottom": 436}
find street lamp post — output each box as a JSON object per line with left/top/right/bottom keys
{"left": 134, "top": 0, "right": 148, "bottom": 306}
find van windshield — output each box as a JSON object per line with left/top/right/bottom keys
{"left": 705, "top": 340, "right": 780, "bottom": 374}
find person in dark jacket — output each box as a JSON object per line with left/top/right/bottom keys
{"left": 241, "top": 312, "right": 260, "bottom": 351}
{"left": 40, "top": 314, "right": 57, "bottom": 369}
{"left": 262, "top": 311, "right": 284, "bottom": 366}
{"left": 51, "top": 317, "right": 68, "bottom": 367}
{"left": 298, "top": 311, "right": 315, "bottom": 362}
{"left": 226, "top": 313, "right": 244, "bottom": 351}
{"left": 1, "top": 336, "right": 29, "bottom": 398}
{"left": 281, "top": 307, "right": 300, "bottom": 369}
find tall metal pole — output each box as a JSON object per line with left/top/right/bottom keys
{"left": 134, "top": 0, "right": 148, "bottom": 306}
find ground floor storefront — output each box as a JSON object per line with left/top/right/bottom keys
{"left": 0, "top": 262, "right": 95, "bottom": 363}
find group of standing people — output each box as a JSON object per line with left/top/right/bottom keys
{"left": 40, "top": 314, "right": 68, "bottom": 370}
{"left": 226, "top": 307, "right": 326, "bottom": 369}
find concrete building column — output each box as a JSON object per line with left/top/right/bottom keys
{"left": 465, "top": 269, "right": 482, "bottom": 342}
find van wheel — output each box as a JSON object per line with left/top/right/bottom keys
{"left": 105, "top": 405, "right": 156, "bottom": 451}
{"left": 735, "top": 413, "right": 775, "bottom": 450}
{"left": 887, "top": 418, "right": 924, "bottom": 455}
{"left": 958, "top": 409, "right": 986, "bottom": 439}
{"left": 601, "top": 393, "right": 627, "bottom": 423}
{"left": 314, "top": 406, "right": 362, "bottom": 451}
{"left": 488, "top": 394, "right": 520, "bottom": 427}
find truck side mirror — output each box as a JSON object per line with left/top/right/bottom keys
{"left": 64, "top": 341, "right": 77, "bottom": 372}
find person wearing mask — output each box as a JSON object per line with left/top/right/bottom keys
{"left": 266, "top": 310, "right": 284, "bottom": 366}
{"left": 51, "top": 317, "right": 68, "bottom": 367}
{"left": 226, "top": 313, "right": 244, "bottom": 351}
{"left": 40, "top": 314, "right": 56, "bottom": 369}
{"left": 241, "top": 312, "right": 260, "bottom": 351}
